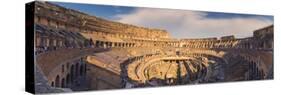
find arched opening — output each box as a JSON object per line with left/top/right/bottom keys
{"left": 80, "top": 64, "right": 84, "bottom": 76}
{"left": 70, "top": 65, "right": 75, "bottom": 83}
{"left": 95, "top": 40, "right": 100, "bottom": 47}
{"left": 75, "top": 63, "right": 79, "bottom": 77}
{"left": 101, "top": 41, "right": 104, "bottom": 48}
{"left": 61, "top": 78, "right": 65, "bottom": 88}
{"left": 55, "top": 75, "right": 60, "bottom": 87}
{"left": 51, "top": 81, "right": 54, "bottom": 87}
{"left": 66, "top": 74, "right": 70, "bottom": 87}
{"left": 114, "top": 43, "right": 118, "bottom": 47}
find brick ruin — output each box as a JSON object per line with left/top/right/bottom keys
{"left": 33, "top": 1, "right": 273, "bottom": 93}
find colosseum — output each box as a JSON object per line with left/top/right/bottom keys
{"left": 28, "top": 1, "right": 273, "bottom": 93}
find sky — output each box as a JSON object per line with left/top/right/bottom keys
{"left": 52, "top": 1, "right": 273, "bottom": 39}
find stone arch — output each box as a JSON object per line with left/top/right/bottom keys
{"left": 95, "top": 40, "right": 100, "bottom": 47}
{"left": 114, "top": 43, "right": 118, "bottom": 47}
{"left": 70, "top": 65, "right": 75, "bottom": 82}
{"left": 61, "top": 78, "right": 65, "bottom": 88}
{"left": 66, "top": 73, "right": 70, "bottom": 87}
{"left": 80, "top": 64, "right": 84, "bottom": 76}
{"left": 55, "top": 75, "right": 60, "bottom": 87}
{"left": 51, "top": 81, "right": 54, "bottom": 87}
{"left": 75, "top": 63, "right": 79, "bottom": 77}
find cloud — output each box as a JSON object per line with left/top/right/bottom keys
{"left": 114, "top": 8, "right": 273, "bottom": 38}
